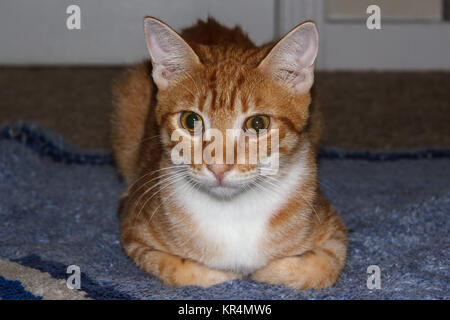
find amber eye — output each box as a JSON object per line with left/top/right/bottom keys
{"left": 245, "top": 115, "right": 270, "bottom": 135}
{"left": 180, "top": 111, "right": 203, "bottom": 134}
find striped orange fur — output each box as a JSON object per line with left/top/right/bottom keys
{"left": 111, "top": 17, "right": 347, "bottom": 289}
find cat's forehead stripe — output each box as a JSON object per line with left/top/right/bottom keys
{"left": 201, "top": 69, "right": 251, "bottom": 113}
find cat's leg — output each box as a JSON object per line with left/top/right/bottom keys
{"left": 125, "top": 242, "right": 241, "bottom": 287}
{"left": 251, "top": 216, "right": 347, "bottom": 290}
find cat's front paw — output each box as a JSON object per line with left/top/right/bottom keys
{"left": 165, "top": 259, "right": 242, "bottom": 287}
{"left": 250, "top": 250, "right": 343, "bottom": 290}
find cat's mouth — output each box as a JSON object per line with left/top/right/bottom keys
{"left": 187, "top": 168, "right": 258, "bottom": 198}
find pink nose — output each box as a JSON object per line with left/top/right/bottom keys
{"left": 207, "top": 164, "right": 232, "bottom": 183}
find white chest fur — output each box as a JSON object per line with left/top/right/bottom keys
{"left": 172, "top": 160, "right": 308, "bottom": 273}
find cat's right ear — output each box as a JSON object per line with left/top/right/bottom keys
{"left": 144, "top": 17, "right": 201, "bottom": 90}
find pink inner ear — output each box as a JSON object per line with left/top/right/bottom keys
{"left": 287, "top": 22, "right": 318, "bottom": 70}
{"left": 293, "top": 71, "right": 306, "bottom": 83}
{"left": 295, "top": 34, "right": 317, "bottom": 69}
{"left": 147, "top": 32, "right": 168, "bottom": 66}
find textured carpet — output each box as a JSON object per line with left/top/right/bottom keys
{"left": 0, "top": 123, "right": 449, "bottom": 300}
{"left": 1, "top": 67, "right": 449, "bottom": 150}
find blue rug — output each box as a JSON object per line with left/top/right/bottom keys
{"left": 0, "top": 123, "right": 449, "bottom": 299}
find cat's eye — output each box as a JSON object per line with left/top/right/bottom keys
{"left": 180, "top": 111, "right": 203, "bottom": 134}
{"left": 244, "top": 115, "right": 270, "bottom": 135}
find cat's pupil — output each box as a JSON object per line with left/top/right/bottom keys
{"left": 251, "top": 116, "right": 265, "bottom": 133}
{"left": 186, "top": 113, "right": 199, "bottom": 129}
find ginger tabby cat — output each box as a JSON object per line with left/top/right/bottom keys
{"left": 111, "top": 17, "right": 347, "bottom": 289}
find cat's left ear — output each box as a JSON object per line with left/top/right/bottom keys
{"left": 258, "top": 21, "right": 318, "bottom": 94}
{"left": 144, "top": 17, "right": 201, "bottom": 90}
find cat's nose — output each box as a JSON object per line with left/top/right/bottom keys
{"left": 207, "top": 164, "right": 232, "bottom": 183}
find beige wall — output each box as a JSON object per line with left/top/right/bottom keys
{"left": 1, "top": 0, "right": 449, "bottom": 70}
{"left": 0, "top": 0, "right": 275, "bottom": 65}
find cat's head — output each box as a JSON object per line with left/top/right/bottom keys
{"left": 144, "top": 17, "right": 318, "bottom": 198}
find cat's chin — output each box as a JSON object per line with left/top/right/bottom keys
{"left": 187, "top": 172, "right": 257, "bottom": 199}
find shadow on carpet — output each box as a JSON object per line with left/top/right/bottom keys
{"left": 0, "top": 123, "right": 449, "bottom": 299}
